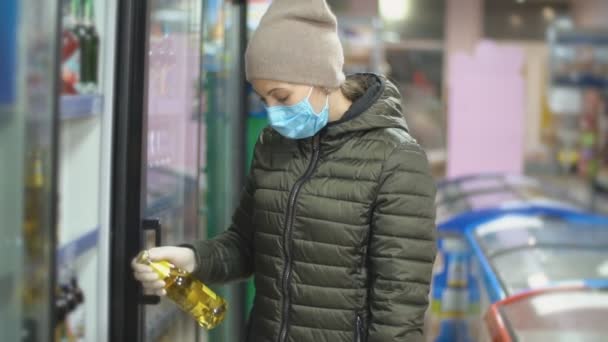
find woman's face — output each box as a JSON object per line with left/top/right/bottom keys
{"left": 252, "top": 79, "right": 327, "bottom": 113}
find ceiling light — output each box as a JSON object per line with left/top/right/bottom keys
{"left": 379, "top": 0, "right": 411, "bottom": 22}
{"left": 509, "top": 14, "right": 523, "bottom": 28}
{"left": 542, "top": 6, "right": 556, "bottom": 21}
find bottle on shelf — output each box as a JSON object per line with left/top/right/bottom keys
{"left": 21, "top": 148, "right": 48, "bottom": 339}
{"left": 66, "top": 277, "right": 86, "bottom": 341}
{"left": 54, "top": 287, "right": 69, "bottom": 341}
{"left": 73, "top": 0, "right": 89, "bottom": 94}
{"left": 135, "top": 250, "right": 227, "bottom": 330}
{"left": 54, "top": 269, "right": 86, "bottom": 341}
{"left": 62, "top": 0, "right": 81, "bottom": 95}
{"left": 23, "top": 148, "right": 45, "bottom": 259}
{"left": 71, "top": 277, "right": 85, "bottom": 309}
{"left": 81, "top": 0, "right": 99, "bottom": 92}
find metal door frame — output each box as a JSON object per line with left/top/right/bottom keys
{"left": 109, "top": 0, "right": 149, "bottom": 341}
{"left": 109, "top": 0, "right": 250, "bottom": 340}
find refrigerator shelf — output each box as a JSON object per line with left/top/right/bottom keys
{"left": 60, "top": 94, "right": 104, "bottom": 120}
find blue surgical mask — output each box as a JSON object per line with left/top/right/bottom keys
{"left": 265, "top": 87, "right": 329, "bottom": 139}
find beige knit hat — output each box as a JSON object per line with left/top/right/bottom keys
{"left": 245, "top": 0, "right": 345, "bottom": 88}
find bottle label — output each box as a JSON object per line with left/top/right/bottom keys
{"left": 63, "top": 48, "right": 80, "bottom": 93}
{"left": 201, "top": 285, "right": 218, "bottom": 301}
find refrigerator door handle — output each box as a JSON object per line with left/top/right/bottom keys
{"left": 140, "top": 218, "right": 162, "bottom": 304}
{"left": 142, "top": 218, "right": 162, "bottom": 246}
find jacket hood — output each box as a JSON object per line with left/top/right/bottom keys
{"left": 325, "top": 73, "right": 408, "bottom": 138}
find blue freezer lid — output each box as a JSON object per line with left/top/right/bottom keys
{"left": 465, "top": 211, "right": 608, "bottom": 303}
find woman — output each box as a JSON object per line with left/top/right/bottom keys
{"left": 132, "top": 1, "right": 437, "bottom": 341}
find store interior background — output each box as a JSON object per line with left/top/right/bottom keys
{"left": 2, "top": 0, "right": 608, "bottom": 341}
{"left": 323, "top": 0, "right": 608, "bottom": 208}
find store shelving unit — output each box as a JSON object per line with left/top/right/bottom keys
{"left": 60, "top": 94, "right": 103, "bottom": 120}
{"left": 547, "top": 25, "right": 608, "bottom": 212}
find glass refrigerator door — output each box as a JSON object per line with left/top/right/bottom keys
{"left": 475, "top": 222, "right": 608, "bottom": 296}
{"left": 140, "top": 0, "right": 203, "bottom": 340}
{"left": 0, "top": 0, "right": 60, "bottom": 340}
{"left": 56, "top": 0, "right": 118, "bottom": 340}
{"left": 488, "top": 289, "right": 608, "bottom": 341}
{"left": 201, "top": 0, "right": 249, "bottom": 340}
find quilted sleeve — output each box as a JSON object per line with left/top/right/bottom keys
{"left": 182, "top": 129, "right": 270, "bottom": 285}
{"left": 367, "top": 142, "right": 437, "bottom": 341}
{"left": 183, "top": 172, "right": 256, "bottom": 284}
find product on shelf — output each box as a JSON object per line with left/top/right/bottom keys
{"left": 54, "top": 274, "right": 86, "bottom": 341}
{"left": 54, "top": 287, "right": 69, "bottom": 341}
{"left": 61, "top": 0, "right": 100, "bottom": 95}
{"left": 23, "top": 148, "right": 45, "bottom": 259}
{"left": 62, "top": 0, "right": 81, "bottom": 95}
{"left": 21, "top": 147, "right": 49, "bottom": 340}
{"left": 72, "top": 0, "right": 88, "bottom": 94}
{"left": 66, "top": 277, "right": 86, "bottom": 341}
{"left": 62, "top": 30, "right": 80, "bottom": 95}
{"left": 548, "top": 27, "right": 608, "bottom": 180}
{"left": 81, "top": 0, "right": 99, "bottom": 92}
{"left": 577, "top": 89, "right": 604, "bottom": 179}
{"left": 136, "top": 250, "right": 227, "bottom": 330}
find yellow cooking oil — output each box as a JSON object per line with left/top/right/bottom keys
{"left": 136, "top": 250, "right": 227, "bottom": 329}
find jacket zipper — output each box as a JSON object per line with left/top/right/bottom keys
{"left": 278, "top": 134, "right": 322, "bottom": 342}
{"left": 355, "top": 314, "right": 363, "bottom": 342}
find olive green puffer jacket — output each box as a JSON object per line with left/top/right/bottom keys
{"left": 187, "top": 74, "right": 437, "bottom": 342}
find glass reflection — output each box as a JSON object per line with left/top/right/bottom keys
{"left": 143, "top": 0, "right": 202, "bottom": 340}
{"left": 0, "top": 0, "right": 59, "bottom": 341}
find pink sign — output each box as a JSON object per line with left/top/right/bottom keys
{"left": 447, "top": 41, "right": 525, "bottom": 178}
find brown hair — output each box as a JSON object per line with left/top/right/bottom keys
{"left": 339, "top": 75, "right": 369, "bottom": 102}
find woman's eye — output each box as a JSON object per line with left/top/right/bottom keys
{"left": 278, "top": 96, "right": 289, "bottom": 103}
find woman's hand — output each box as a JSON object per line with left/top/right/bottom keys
{"left": 131, "top": 246, "right": 197, "bottom": 296}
